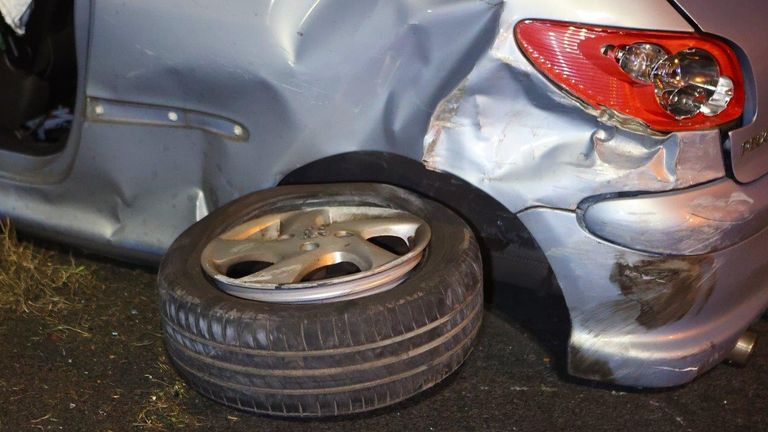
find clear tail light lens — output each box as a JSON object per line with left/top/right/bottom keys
{"left": 515, "top": 20, "right": 744, "bottom": 131}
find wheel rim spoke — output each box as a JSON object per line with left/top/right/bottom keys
{"left": 204, "top": 236, "right": 298, "bottom": 266}
{"left": 201, "top": 205, "right": 431, "bottom": 303}
{"left": 236, "top": 251, "right": 324, "bottom": 284}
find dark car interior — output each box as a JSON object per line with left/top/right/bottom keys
{"left": 0, "top": 0, "right": 76, "bottom": 156}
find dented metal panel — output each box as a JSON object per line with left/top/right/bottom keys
{"left": 419, "top": 0, "right": 767, "bottom": 386}
{"left": 423, "top": 0, "right": 724, "bottom": 212}
{"left": 0, "top": 0, "right": 707, "bottom": 257}
{"left": 0, "top": 0, "right": 765, "bottom": 390}
{"left": 519, "top": 208, "right": 768, "bottom": 387}
{"left": 0, "top": 0, "right": 503, "bottom": 261}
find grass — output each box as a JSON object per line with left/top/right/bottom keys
{"left": 0, "top": 218, "right": 95, "bottom": 316}
{"left": 135, "top": 358, "right": 202, "bottom": 430}
{"left": 0, "top": 218, "right": 202, "bottom": 430}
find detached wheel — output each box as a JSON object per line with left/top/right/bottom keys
{"left": 158, "top": 183, "right": 483, "bottom": 417}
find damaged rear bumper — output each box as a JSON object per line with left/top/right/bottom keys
{"left": 416, "top": 0, "right": 766, "bottom": 388}
{"left": 581, "top": 176, "right": 768, "bottom": 255}
{"left": 518, "top": 175, "right": 768, "bottom": 387}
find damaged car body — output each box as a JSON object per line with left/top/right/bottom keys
{"left": 423, "top": 1, "right": 768, "bottom": 386}
{"left": 1, "top": 0, "right": 767, "bottom": 410}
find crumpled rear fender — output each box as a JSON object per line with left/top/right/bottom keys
{"left": 517, "top": 208, "right": 768, "bottom": 387}
{"left": 421, "top": 0, "right": 763, "bottom": 387}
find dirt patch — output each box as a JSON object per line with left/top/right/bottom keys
{"left": 0, "top": 220, "right": 202, "bottom": 431}
{"left": 135, "top": 357, "right": 202, "bottom": 430}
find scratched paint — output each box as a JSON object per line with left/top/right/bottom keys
{"left": 609, "top": 256, "right": 717, "bottom": 330}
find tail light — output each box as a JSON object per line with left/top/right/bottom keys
{"left": 514, "top": 20, "right": 744, "bottom": 132}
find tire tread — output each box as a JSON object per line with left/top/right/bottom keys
{"left": 158, "top": 184, "right": 483, "bottom": 416}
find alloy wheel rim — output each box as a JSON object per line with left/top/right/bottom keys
{"left": 200, "top": 205, "right": 431, "bottom": 303}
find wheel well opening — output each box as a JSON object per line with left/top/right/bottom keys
{"left": 280, "top": 151, "right": 573, "bottom": 376}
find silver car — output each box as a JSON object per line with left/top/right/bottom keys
{"left": 1, "top": 0, "right": 765, "bottom": 417}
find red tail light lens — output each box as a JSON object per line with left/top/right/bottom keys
{"left": 514, "top": 20, "right": 744, "bottom": 132}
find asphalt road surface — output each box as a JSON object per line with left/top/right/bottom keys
{"left": 1, "top": 242, "right": 766, "bottom": 432}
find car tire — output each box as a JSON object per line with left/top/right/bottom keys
{"left": 158, "top": 183, "right": 483, "bottom": 417}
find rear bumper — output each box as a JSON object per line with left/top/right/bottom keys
{"left": 519, "top": 204, "right": 768, "bottom": 387}
{"left": 581, "top": 173, "right": 768, "bottom": 255}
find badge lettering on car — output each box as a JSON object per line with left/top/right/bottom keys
{"left": 743, "top": 131, "right": 768, "bottom": 153}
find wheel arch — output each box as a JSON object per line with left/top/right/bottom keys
{"left": 278, "top": 150, "right": 556, "bottom": 299}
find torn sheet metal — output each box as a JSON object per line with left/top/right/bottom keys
{"left": 0, "top": 0, "right": 32, "bottom": 35}
{"left": 519, "top": 207, "right": 768, "bottom": 387}
{"left": 423, "top": 0, "right": 724, "bottom": 213}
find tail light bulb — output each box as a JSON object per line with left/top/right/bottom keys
{"left": 610, "top": 43, "right": 735, "bottom": 119}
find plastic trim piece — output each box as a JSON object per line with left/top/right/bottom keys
{"left": 86, "top": 98, "right": 249, "bottom": 141}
